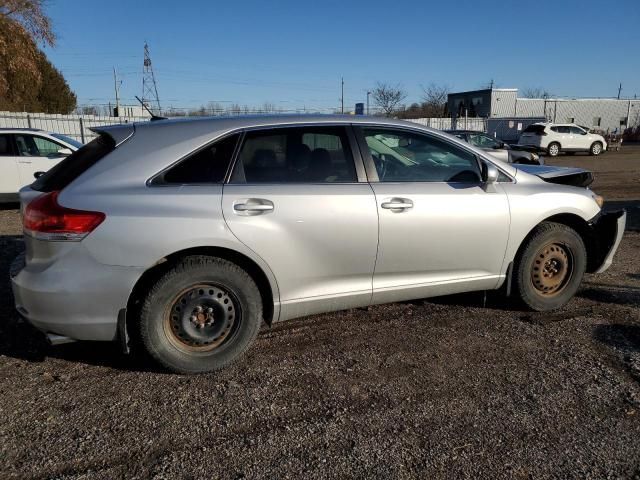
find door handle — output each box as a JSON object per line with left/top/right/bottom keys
{"left": 233, "top": 199, "right": 274, "bottom": 215}
{"left": 381, "top": 198, "right": 413, "bottom": 210}
{"left": 234, "top": 204, "right": 274, "bottom": 212}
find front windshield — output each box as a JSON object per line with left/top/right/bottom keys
{"left": 51, "top": 133, "right": 84, "bottom": 149}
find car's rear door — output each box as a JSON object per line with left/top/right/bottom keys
{"left": 354, "top": 126, "right": 510, "bottom": 305}
{"left": 222, "top": 125, "right": 378, "bottom": 321}
{"left": 0, "top": 134, "right": 22, "bottom": 198}
{"left": 13, "top": 133, "right": 68, "bottom": 187}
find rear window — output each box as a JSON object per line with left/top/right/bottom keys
{"left": 522, "top": 125, "right": 546, "bottom": 134}
{"left": 31, "top": 134, "right": 115, "bottom": 192}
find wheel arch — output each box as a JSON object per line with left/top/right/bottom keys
{"left": 509, "top": 213, "right": 599, "bottom": 279}
{"left": 126, "top": 246, "right": 278, "bottom": 339}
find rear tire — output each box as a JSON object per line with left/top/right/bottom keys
{"left": 139, "top": 256, "right": 262, "bottom": 374}
{"left": 513, "top": 222, "right": 586, "bottom": 311}
{"left": 547, "top": 142, "right": 560, "bottom": 157}
{"left": 590, "top": 141, "right": 603, "bottom": 156}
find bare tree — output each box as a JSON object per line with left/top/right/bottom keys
{"left": 371, "top": 82, "right": 407, "bottom": 117}
{"left": 420, "top": 83, "right": 449, "bottom": 117}
{"left": 0, "top": 0, "right": 55, "bottom": 45}
{"left": 521, "top": 87, "right": 551, "bottom": 99}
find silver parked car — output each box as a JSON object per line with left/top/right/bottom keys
{"left": 11, "top": 115, "right": 625, "bottom": 373}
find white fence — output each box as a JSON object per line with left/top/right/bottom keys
{"left": 406, "top": 117, "right": 486, "bottom": 132}
{"left": 0, "top": 111, "right": 149, "bottom": 143}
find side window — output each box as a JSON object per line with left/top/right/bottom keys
{"left": 159, "top": 133, "right": 240, "bottom": 184}
{"left": 232, "top": 126, "right": 356, "bottom": 183}
{"left": 362, "top": 128, "right": 481, "bottom": 183}
{"left": 15, "top": 135, "right": 63, "bottom": 157}
{"left": 468, "top": 133, "right": 500, "bottom": 148}
{"left": 569, "top": 126, "right": 585, "bottom": 135}
{"left": 0, "top": 134, "right": 14, "bottom": 156}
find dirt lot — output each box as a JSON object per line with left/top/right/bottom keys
{"left": 1, "top": 146, "right": 639, "bottom": 479}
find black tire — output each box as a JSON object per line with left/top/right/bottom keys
{"left": 513, "top": 222, "right": 586, "bottom": 311}
{"left": 590, "top": 141, "right": 603, "bottom": 156}
{"left": 547, "top": 142, "right": 561, "bottom": 157}
{"left": 139, "top": 256, "right": 262, "bottom": 374}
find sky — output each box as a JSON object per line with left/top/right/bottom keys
{"left": 43, "top": 0, "right": 640, "bottom": 112}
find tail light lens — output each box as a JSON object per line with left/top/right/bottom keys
{"left": 23, "top": 191, "right": 105, "bottom": 241}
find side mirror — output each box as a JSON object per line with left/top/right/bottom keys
{"left": 34, "top": 171, "right": 45, "bottom": 179}
{"left": 57, "top": 147, "right": 73, "bottom": 156}
{"left": 482, "top": 163, "right": 499, "bottom": 184}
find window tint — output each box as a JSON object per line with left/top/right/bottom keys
{"left": 551, "top": 126, "right": 570, "bottom": 134}
{"left": 233, "top": 127, "right": 356, "bottom": 183}
{"left": 569, "top": 126, "right": 585, "bottom": 135}
{"left": 31, "top": 134, "right": 115, "bottom": 192}
{"left": 159, "top": 133, "right": 239, "bottom": 184}
{"left": 0, "top": 134, "right": 14, "bottom": 156}
{"left": 363, "top": 128, "right": 481, "bottom": 183}
{"left": 15, "top": 134, "right": 63, "bottom": 157}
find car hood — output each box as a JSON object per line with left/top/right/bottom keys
{"left": 514, "top": 164, "right": 593, "bottom": 187}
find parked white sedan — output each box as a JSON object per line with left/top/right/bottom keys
{"left": 0, "top": 128, "right": 81, "bottom": 202}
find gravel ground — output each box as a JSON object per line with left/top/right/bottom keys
{"left": 0, "top": 147, "right": 639, "bottom": 479}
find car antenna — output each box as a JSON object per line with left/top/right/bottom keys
{"left": 135, "top": 95, "right": 167, "bottom": 121}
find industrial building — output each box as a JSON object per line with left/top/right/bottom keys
{"left": 448, "top": 88, "right": 640, "bottom": 132}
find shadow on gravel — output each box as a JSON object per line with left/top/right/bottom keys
{"left": 0, "top": 202, "right": 19, "bottom": 211}
{"left": 0, "top": 234, "right": 161, "bottom": 372}
{"left": 579, "top": 283, "right": 640, "bottom": 307}
{"left": 593, "top": 324, "right": 640, "bottom": 384}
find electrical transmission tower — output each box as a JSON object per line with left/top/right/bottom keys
{"left": 142, "top": 42, "right": 161, "bottom": 114}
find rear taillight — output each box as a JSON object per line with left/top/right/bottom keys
{"left": 23, "top": 191, "right": 105, "bottom": 241}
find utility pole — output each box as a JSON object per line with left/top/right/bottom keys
{"left": 617, "top": 82, "right": 622, "bottom": 99}
{"left": 366, "top": 91, "right": 371, "bottom": 115}
{"left": 341, "top": 77, "right": 344, "bottom": 114}
{"left": 113, "top": 67, "right": 121, "bottom": 117}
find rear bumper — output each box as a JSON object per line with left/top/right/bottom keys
{"left": 10, "top": 245, "right": 144, "bottom": 341}
{"left": 589, "top": 210, "right": 626, "bottom": 273}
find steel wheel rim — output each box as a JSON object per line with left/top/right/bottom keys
{"left": 163, "top": 284, "right": 240, "bottom": 353}
{"left": 530, "top": 242, "right": 573, "bottom": 297}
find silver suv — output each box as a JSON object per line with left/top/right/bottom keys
{"left": 10, "top": 115, "right": 625, "bottom": 373}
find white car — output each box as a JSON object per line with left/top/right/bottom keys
{"left": 0, "top": 128, "right": 82, "bottom": 202}
{"left": 518, "top": 123, "right": 607, "bottom": 157}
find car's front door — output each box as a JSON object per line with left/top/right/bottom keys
{"left": 0, "top": 134, "right": 21, "bottom": 198}
{"left": 568, "top": 126, "right": 588, "bottom": 149}
{"left": 355, "top": 126, "right": 511, "bottom": 305}
{"left": 222, "top": 125, "right": 378, "bottom": 321}
{"left": 13, "top": 134, "right": 69, "bottom": 187}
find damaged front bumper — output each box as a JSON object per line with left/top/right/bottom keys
{"left": 589, "top": 210, "right": 626, "bottom": 273}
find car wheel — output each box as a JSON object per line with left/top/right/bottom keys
{"left": 547, "top": 142, "right": 560, "bottom": 157}
{"left": 139, "top": 256, "right": 263, "bottom": 373}
{"left": 513, "top": 222, "right": 586, "bottom": 311}
{"left": 590, "top": 142, "right": 603, "bottom": 156}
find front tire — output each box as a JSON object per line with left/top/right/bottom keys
{"left": 547, "top": 142, "right": 560, "bottom": 157}
{"left": 513, "top": 222, "right": 586, "bottom": 311}
{"left": 590, "top": 141, "right": 603, "bottom": 156}
{"left": 139, "top": 256, "right": 263, "bottom": 374}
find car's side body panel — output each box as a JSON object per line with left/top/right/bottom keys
{"left": 10, "top": 115, "right": 619, "bottom": 345}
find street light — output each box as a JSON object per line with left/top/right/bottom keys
{"left": 366, "top": 91, "right": 371, "bottom": 115}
